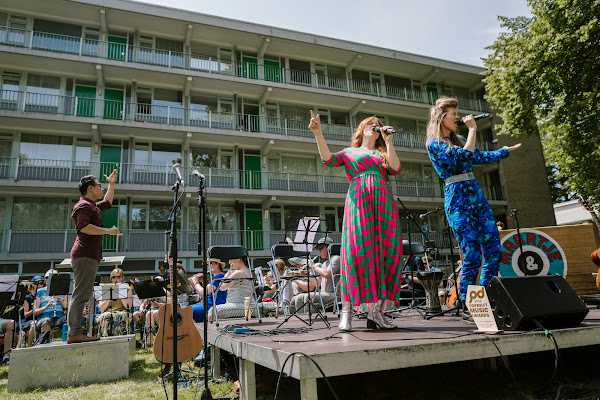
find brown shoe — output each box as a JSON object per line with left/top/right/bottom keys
{"left": 67, "top": 334, "right": 99, "bottom": 344}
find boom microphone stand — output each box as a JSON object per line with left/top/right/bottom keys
{"left": 192, "top": 169, "right": 213, "bottom": 400}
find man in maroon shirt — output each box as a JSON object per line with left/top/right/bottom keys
{"left": 67, "top": 170, "right": 121, "bottom": 344}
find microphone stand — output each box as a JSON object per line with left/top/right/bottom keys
{"left": 167, "top": 176, "right": 183, "bottom": 400}
{"left": 511, "top": 209, "right": 523, "bottom": 256}
{"left": 196, "top": 173, "right": 213, "bottom": 400}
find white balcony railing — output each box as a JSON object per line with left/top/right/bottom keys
{"left": 0, "top": 27, "right": 490, "bottom": 112}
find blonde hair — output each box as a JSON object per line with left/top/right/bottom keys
{"left": 426, "top": 97, "right": 460, "bottom": 146}
{"left": 110, "top": 267, "right": 124, "bottom": 278}
{"left": 351, "top": 116, "right": 390, "bottom": 169}
{"left": 274, "top": 258, "right": 286, "bottom": 273}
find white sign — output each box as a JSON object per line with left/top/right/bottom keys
{"left": 466, "top": 285, "right": 500, "bottom": 333}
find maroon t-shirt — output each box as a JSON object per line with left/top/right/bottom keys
{"left": 70, "top": 197, "right": 111, "bottom": 261}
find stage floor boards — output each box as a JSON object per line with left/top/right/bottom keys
{"left": 205, "top": 308, "right": 600, "bottom": 400}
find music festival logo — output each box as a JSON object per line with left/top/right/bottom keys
{"left": 499, "top": 228, "right": 567, "bottom": 278}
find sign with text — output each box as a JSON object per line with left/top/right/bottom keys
{"left": 466, "top": 285, "right": 500, "bottom": 333}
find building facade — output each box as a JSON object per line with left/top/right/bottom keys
{"left": 0, "top": 0, "right": 554, "bottom": 277}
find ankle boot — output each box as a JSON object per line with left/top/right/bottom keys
{"left": 338, "top": 301, "right": 353, "bottom": 332}
{"left": 367, "top": 300, "right": 396, "bottom": 330}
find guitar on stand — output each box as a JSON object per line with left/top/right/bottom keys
{"left": 153, "top": 258, "right": 202, "bottom": 363}
{"left": 153, "top": 159, "right": 202, "bottom": 399}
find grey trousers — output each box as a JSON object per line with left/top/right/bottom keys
{"left": 68, "top": 257, "right": 99, "bottom": 335}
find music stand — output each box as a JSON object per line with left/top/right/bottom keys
{"left": 276, "top": 217, "right": 331, "bottom": 329}
{"left": 0, "top": 276, "right": 17, "bottom": 316}
{"left": 48, "top": 273, "right": 71, "bottom": 297}
{"left": 132, "top": 279, "right": 166, "bottom": 300}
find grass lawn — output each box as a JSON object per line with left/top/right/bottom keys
{"left": 0, "top": 349, "right": 237, "bottom": 400}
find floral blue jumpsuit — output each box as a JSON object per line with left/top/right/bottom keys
{"left": 427, "top": 139, "right": 510, "bottom": 301}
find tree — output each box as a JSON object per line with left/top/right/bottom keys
{"left": 484, "top": 0, "right": 600, "bottom": 207}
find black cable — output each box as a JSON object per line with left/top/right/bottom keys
{"left": 273, "top": 352, "right": 339, "bottom": 400}
{"left": 490, "top": 339, "right": 517, "bottom": 383}
{"left": 533, "top": 320, "right": 561, "bottom": 383}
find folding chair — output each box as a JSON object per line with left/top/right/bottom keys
{"left": 208, "top": 246, "right": 262, "bottom": 325}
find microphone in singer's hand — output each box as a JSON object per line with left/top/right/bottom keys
{"left": 373, "top": 126, "right": 396, "bottom": 135}
{"left": 456, "top": 113, "right": 491, "bottom": 126}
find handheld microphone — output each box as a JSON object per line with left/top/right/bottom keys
{"left": 419, "top": 208, "right": 442, "bottom": 219}
{"left": 171, "top": 158, "right": 184, "bottom": 185}
{"left": 456, "top": 113, "right": 491, "bottom": 126}
{"left": 373, "top": 126, "right": 396, "bottom": 135}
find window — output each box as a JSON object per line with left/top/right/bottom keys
{"left": 75, "top": 139, "right": 91, "bottom": 162}
{"left": 190, "top": 147, "right": 217, "bottom": 169}
{"left": 26, "top": 74, "right": 61, "bottom": 107}
{"left": 12, "top": 197, "right": 68, "bottom": 229}
{"left": 0, "top": 141, "right": 11, "bottom": 158}
{"left": 284, "top": 206, "right": 319, "bottom": 231}
{"left": 1, "top": 71, "right": 21, "bottom": 99}
{"left": 270, "top": 208, "right": 282, "bottom": 231}
{"left": 282, "top": 156, "right": 316, "bottom": 175}
{"left": 151, "top": 143, "right": 180, "bottom": 166}
{"left": 134, "top": 143, "right": 149, "bottom": 165}
{"left": 148, "top": 202, "right": 171, "bottom": 231}
{"left": 20, "top": 134, "right": 72, "bottom": 161}
{"left": 131, "top": 202, "right": 147, "bottom": 230}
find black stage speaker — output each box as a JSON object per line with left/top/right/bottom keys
{"left": 486, "top": 276, "right": 589, "bottom": 331}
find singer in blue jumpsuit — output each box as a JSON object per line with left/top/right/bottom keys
{"left": 427, "top": 140, "right": 510, "bottom": 302}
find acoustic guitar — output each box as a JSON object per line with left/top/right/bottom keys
{"left": 153, "top": 259, "right": 203, "bottom": 363}
{"left": 578, "top": 196, "right": 600, "bottom": 290}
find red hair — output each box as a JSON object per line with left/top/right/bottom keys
{"left": 351, "top": 116, "right": 390, "bottom": 169}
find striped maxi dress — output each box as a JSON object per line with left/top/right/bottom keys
{"left": 324, "top": 147, "right": 403, "bottom": 305}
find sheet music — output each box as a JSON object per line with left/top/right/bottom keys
{"left": 255, "top": 267, "right": 265, "bottom": 288}
{"left": 293, "top": 217, "right": 320, "bottom": 252}
{"left": 94, "top": 283, "right": 129, "bottom": 301}
{"left": 0, "top": 275, "right": 19, "bottom": 293}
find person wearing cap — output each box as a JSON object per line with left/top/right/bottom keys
{"left": 33, "top": 269, "right": 67, "bottom": 341}
{"left": 191, "top": 258, "right": 227, "bottom": 323}
{"left": 67, "top": 170, "right": 121, "bottom": 344}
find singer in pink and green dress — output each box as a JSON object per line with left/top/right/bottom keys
{"left": 309, "top": 111, "right": 403, "bottom": 330}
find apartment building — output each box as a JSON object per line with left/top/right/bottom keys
{"left": 0, "top": 0, "right": 555, "bottom": 277}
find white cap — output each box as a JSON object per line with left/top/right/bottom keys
{"left": 44, "top": 269, "right": 58, "bottom": 279}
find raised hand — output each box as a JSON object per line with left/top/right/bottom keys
{"left": 462, "top": 115, "right": 477, "bottom": 130}
{"left": 507, "top": 143, "right": 522, "bottom": 152}
{"left": 104, "top": 169, "right": 119, "bottom": 184}
{"left": 308, "top": 109, "right": 322, "bottom": 135}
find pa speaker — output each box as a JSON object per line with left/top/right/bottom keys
{"left": 486, "top": 275, "right": 589, "bottom": 331}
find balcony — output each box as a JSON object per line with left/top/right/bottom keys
{"left": 0, "top": 89, "right": 428, "bottom": 150}
{"left": 0, "top": 228, "right": 453, "bottom": 255}
{"left": 0, "top": 27, "right": 489, "bottom": 113}
{"left": 0, "top": 157, "right": 446, "bottom": 200}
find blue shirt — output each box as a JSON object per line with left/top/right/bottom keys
{"left": 209, "top": 273, "right": 227, "bottom": 306}
{"left": 36, "top": 287, "right": 65, "bottom": 320}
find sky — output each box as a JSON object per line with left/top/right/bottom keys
{"left": 139, "top": 0, "right": 531, "bottom": 66}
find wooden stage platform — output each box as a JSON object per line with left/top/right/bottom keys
{"left": 207, "top": 308, "right": 600, "bottom": 400}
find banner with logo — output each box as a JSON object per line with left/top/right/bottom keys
{"left": 466, "top": 285, "right": 499, "bottom": 333}
{"left": 499, "top": 228, "right": 567, "bottom": 278}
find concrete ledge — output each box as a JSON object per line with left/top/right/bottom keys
{"left": 8, "top": 337, "right": 131, "bottom": 392}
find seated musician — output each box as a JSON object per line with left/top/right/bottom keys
{"left": 398, "top": 255, "right": 428, "bottom": 303}
{"left": 96, "top": 268, "right": 133, "bottom": 337}
{"left": 0, "top": 318, "right": 15, "bottom": 364}
{"left": 209, "top": 258, "right": 254, "bottom": 321}
{"left": 33, "top": 270, "right": 68, "bottom": 342}
{"left": 19, "top": 280, "right": 40, "bottom": 347}
{"left": 191, "top": 258, "right": 228, "bottom": 323}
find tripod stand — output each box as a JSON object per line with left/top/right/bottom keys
{"left": 387, "top": 198, "right": 436, "bottom": 317}
{"left": 276, "top": 218, "right": 330, "bottom": 329}
{"left": 424, "top": 209, "right": 461, "bottom": 320}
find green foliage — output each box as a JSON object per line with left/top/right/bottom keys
{"left": 484, "top": 0, "right": 600, "bottom": 206}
